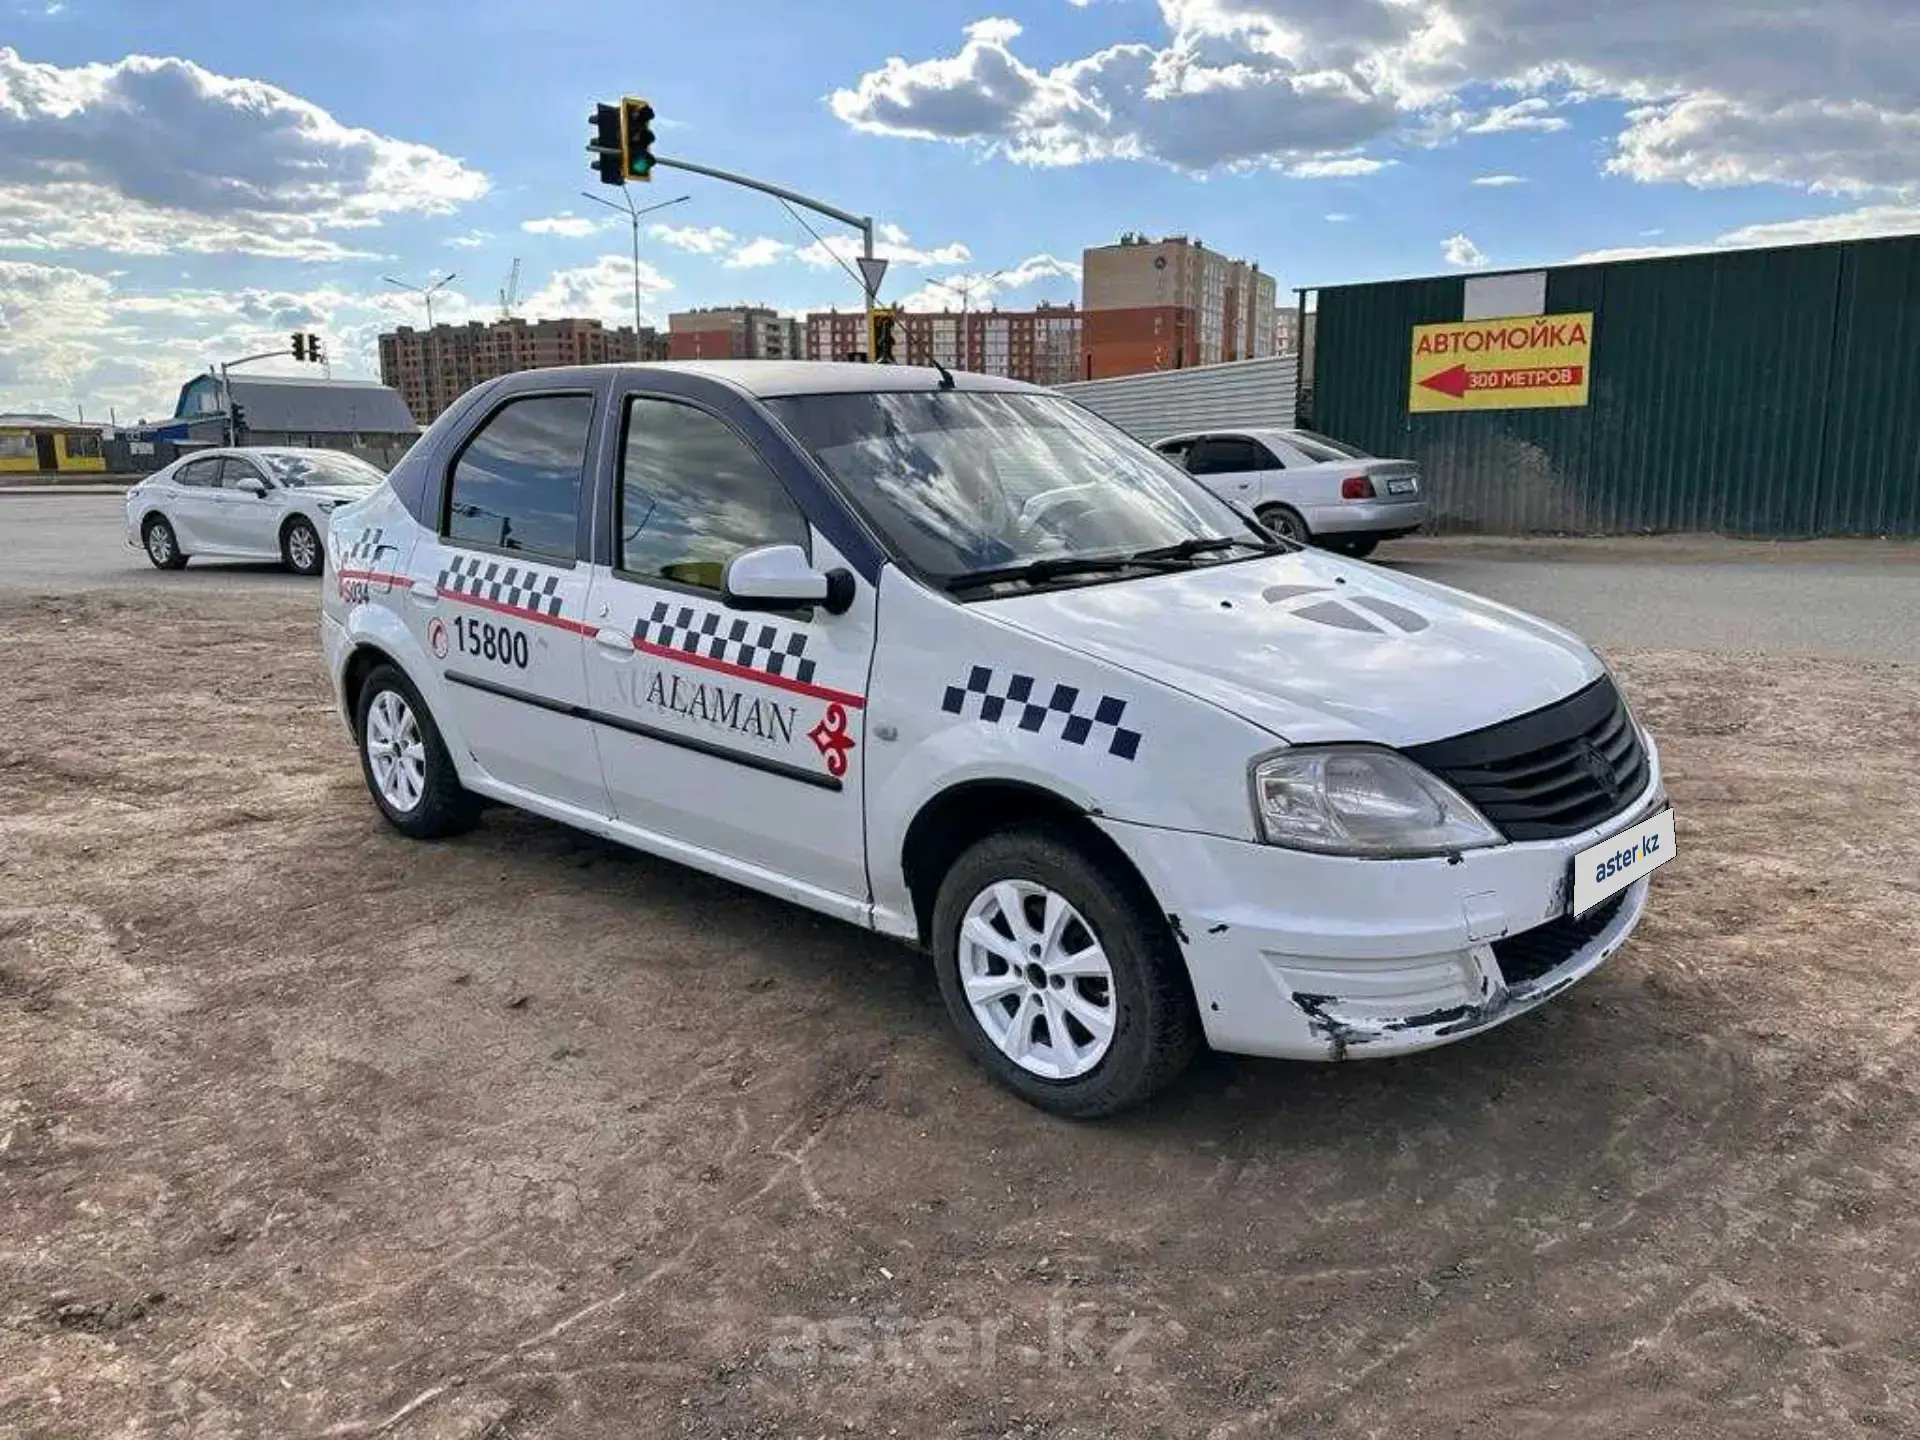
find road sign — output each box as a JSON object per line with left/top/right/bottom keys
{"left": 1408, "top": 311, "right": 1593, "bottom": 413}
{"left": 856, "top": 255, "right": 889, "bottom": 298}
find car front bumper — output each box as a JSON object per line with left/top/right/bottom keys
{"left": 1099, "top": 752, "right": 1666, "bottom": 1062}
{"left": 1305, "top": 495, "right": 1427, "bottom": 537}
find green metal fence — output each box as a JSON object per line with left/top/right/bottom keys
{"left": 1312, "top": 234, "right": 1920, "bottom": 536}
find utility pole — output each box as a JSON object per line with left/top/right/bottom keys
{"left": 578, "top": 189, "right": 690, "bottom": 342}
{"left": 217, "top": 345, "right": 298, "bottom": 445}
{"left": 382, "top": 273, "right": 457, "bottom": 421}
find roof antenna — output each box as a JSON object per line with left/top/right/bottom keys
{"left": 928, "top": 354, "right": 956, "bottom": 390}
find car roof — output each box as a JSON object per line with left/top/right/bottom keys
{"left": 503, "top": 360, "right": 1047, "bottom": 399}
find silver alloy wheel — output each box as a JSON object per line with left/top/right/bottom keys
{"left": 287, "top": 522, "right": 318, "bottom": 572}
{"left": 1259, "top": 507, "right": 1304, "bottom": 542}
{"left": 146, "top": 522, "right": 173, "bottom": 565}
{"left": 958, "top": 880, "right": 1117, "bottom": 1080}
{"left": 366, "top": 688, "right": 426, "bottom": 813}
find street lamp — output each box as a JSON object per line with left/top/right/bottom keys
{"left": 382, "top": 272, "right": 458, "bottom": 420}
{"left": 578, "top": 190, "right": 691, "bottom": 346}
{"left": 923, "top": 268, "right": 1006, "bottom": 317}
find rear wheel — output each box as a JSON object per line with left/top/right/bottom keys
{"left": 354, "top": 664, "right": 479, "bottom": 839}
{"left": 282, "top": 517, "right": 323, "bottom": 576}
{"left": 142, "top": 516, "right": 187, "bottom": 570}
{"left": 931, "top": 828, "right": 1200, "bottom": 1119}
{"left": 1255, "top": 503, "right": 1310, "bottom": 546}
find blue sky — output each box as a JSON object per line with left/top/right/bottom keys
{"left": 3, "top": 0, "right": 1917, "bottom": 420}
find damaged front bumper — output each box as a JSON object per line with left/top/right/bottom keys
{"left": 1097, "top": 763, "right": 1666, "bottom": 1063}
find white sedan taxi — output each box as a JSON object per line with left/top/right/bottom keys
{"left": 127, "top": 446, "right": 385, "bottom": 575}
{"left": 319, "top": 362, "right": 1673, "bottom": 1118}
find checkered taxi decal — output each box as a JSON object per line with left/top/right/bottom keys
{"left": 635, "top": 601, "right": 820, "bottom": 688}
{"left": 941, "top": 666, "right": 1143, "bottom": 761}
{"left": 438, "top": 554, "right": 565, "bottom": 619}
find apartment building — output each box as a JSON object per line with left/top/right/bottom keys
{"left": 803, "top": 302, "right": 1082, "bottom": 385}
{"left": 378, "top": 316, "right": 664, "bottom": 422}
{"left": 1080, "top": 234, "right": 1279, "bottom": 380}
{"left": 666, "top": 306, "right": 804, "bottom": 361}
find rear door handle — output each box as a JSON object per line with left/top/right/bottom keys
{"left": 595, "top": 626, "right": 634, "bottom": 656}
{"left": 410, "top": 581, "right": 438, "bottom": 606}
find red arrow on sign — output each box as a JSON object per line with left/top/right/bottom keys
{"left": 1418, "top": 363, "right": 1471, "bottom": 398}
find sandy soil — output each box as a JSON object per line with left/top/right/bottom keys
{"left": 2, "top": 588, "right": 1917, "bottom": 1439}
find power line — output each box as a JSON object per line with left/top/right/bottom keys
{"left": 778, "top": 198, "right": 867, "bottom": 295}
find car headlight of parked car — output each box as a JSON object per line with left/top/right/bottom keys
{"left": 1250, "top": 746, "right": 1504, "bottom": 857}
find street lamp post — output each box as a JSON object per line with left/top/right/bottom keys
{"left": 382, "top": 272, "right": 458, "bottom": 420}
{"left": 578, "top": 190, "right": 690, "bottom": 345}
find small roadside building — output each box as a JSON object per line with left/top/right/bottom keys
{"left": 0, "top": 413, "right": 108, "bottom": 475}
{"left": 157, "top": 374, "right": 421, "bottom": 468}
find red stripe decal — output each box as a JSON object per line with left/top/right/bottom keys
{"left": 438, "top": 586, "right": 598, "bottom": 636}
{"left": 337, "top": 568, "right": 411, "bottom": 588}
{"left": 632, "top": 635, "right": 867, "bottom": 710}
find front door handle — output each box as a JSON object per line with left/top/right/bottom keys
{"left": 410, "top": 581, "right": 438, "bottom": 606}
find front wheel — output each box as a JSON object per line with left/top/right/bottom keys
{"left": 142, "top": 516, "right": 188, "bottom": 570}
{"left": 354, "top": 664, "right": 479, "bottom": 839}
{"left": 282, "top": 517, "right": 323, "bottom": 576}
{"left": 931, "top": 828, "right": 1200, "bottom": 1119}
{"left": 1255, "top": 504, "right": 1310, "bottom": 546}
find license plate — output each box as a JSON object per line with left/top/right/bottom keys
{"left": 1387, "top": 478, "right": 1417, "bottom": 495}
{"left": 1572, "top": 807, "right": 1675, "bottom": 916}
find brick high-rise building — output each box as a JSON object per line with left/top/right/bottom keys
{"left": 803, "top": 303, "right": 1082, "bottom": 385}
{"left": 1080, "top": 234, "right": 1279, "bottom": 380}
{"left": 378, "top": 316, "right": 665, "bottom": 422}
{"left": 667, "top": 306, "right": 803, "bottom": 361}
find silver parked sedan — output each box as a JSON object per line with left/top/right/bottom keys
{"left": 126, "top": 447, "right": 385, "bottom": 575}
{"left": 1153, "top": 427, "right": 1426, "bottom": 558}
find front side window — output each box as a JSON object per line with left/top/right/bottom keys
{"left": 217, "top": 457, "right": 263, "bottom": 489}
{"left": 445, "top": 394, "right": 593, "bottom": 560}
{"left": 619, "top": 397, "right": 809, "bottom": 591}
{"left": 767, "top": 391, "right": 1261, "bottom": 585}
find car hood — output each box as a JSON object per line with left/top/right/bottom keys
{"left": 974, "top": 549, "right": 1603, "bottom": 747}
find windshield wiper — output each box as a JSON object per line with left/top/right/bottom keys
{"left": 1126, "top": 535, "right": 1286, "bottom": 564}
{"left": 944, "top": 554, "right": 1188, "bottom": 593}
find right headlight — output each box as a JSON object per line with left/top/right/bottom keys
{"left": 1250, "top": 746, "right": 1504, "bottom": 857}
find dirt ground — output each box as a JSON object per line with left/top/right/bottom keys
{"left": 3, "top": 587, "right": 1918, "bottom": 1440}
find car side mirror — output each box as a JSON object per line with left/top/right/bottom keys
{"left": 235, "top": 477, "right": 267, "bottom": 497}
{"left": 722, "top": 544, "right": 855, "bottom": 616}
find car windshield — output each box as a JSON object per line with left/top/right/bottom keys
{"left": 258, "top": 452, "right": 384, "bottom": 488}
{"left": 1285, "top": 430, "right": 1372, "bottom": 463}
{"left": 765, "top": 390, "right": 1269, "bottom": 586}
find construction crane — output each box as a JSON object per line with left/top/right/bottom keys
{"left": 498, "top": 258, "right": 521, "bottom": 321}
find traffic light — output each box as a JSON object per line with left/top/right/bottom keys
{"left": 291, "top": 332, "right": 306, "bottom": 361}
{"left": 622, "top": 97, "right": 656, "bottom": 181}
{"left": 306, "top": 333, "right": 324, "bottom": 364}
{"left": 589, "top": 102, "right": 625, "bottom": 186}
{"left": 231, "top": 402, "right": 248, "bottom": 434}
{"left": 868, "top": 307, "right": 897, "bottom": 365}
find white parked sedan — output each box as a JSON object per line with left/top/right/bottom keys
{"left": 1153, "top": 427, "right": 1427, "bottom": 558}
{"left": 126, "top": 447, "right": 385, "bottom": 575}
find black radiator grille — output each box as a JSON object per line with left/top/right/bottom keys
{"left": 1404, "top": 677, "right": 1648, "bottom": 842}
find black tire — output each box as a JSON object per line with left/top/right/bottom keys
{"left": 1255, "top": 504, "right": 1310, "bottom": 546}
{"left": 1331, "top": 535, "right": 1380, "bottom": 559}
{"left": 931, "top": 827, "right": 1201, "bottom": 1119}
{"left": 142, "top": 515, "right": 188, "bottom": 570}
{"left": 353, "top": 663, "right": 480, "bottom": 840}
{"left": 282, "top": 516, "right": 323, "bottom": 576}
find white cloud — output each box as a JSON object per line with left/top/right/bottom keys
{"left": 648, "top": 223, "right": 736, "bottom": 254}
{"left": 1572, "top": 205, "right": 1920, "bottom": 263}
{"left": 891, "top": 251, "right": 1082, "bottom": 311}
{"left": 444, "top": 229, "right": 493, "bottom": 249}
{"left": 724, "top": 237, "right": 790, "bottom": 269}
{"left": 796, "top": 222, "right": 971, "bottom": 272}
{"left": 517, "top": 254, "right": 673, "bottom": 329}
{"left": 1287, "top": 156, "right": 1390, "bottom": 178}
{"left": 0, "top": 46, "right": 488, "bottom": 260}
{"left": 1472, "top": 173, "right": 1527, "bottom": 187}
{"left": 521, "top": 212, "right": 603, "bottom": 238}
{"left": 1325, "top": 212, "right": 1352, "bottom": 222}
{"left": 1443, "top": 232, "right": 1490, "bottom": 268}
{"left": 826, "top": 3, "right": 1920, "bottom": 199}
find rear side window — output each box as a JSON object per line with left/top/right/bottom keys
{"left": 1286, "top": 430, "right": 1371, "bottom": 463}
{"left": 618, "top": 396, "right": 809, "bottom": 591}
{"left": 445, "top": 394, "right": 593, "bottom": 560}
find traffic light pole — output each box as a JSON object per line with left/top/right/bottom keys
{"left": 217, "top": 348, "right": 292, "bottom": 446}
{"left": 648, "top": 154, "right": 879, "bottom": 310}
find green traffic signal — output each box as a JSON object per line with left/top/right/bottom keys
{"left": 623, "top": 97, "right": 656, "bottom": 182}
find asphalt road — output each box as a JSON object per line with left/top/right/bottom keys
{"left": 6, "top": 493, "right": 1919, "bottom": 662}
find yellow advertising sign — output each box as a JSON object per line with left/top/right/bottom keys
{"left": 1408, "top": 311, "right": 1594, "bottom": 413}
